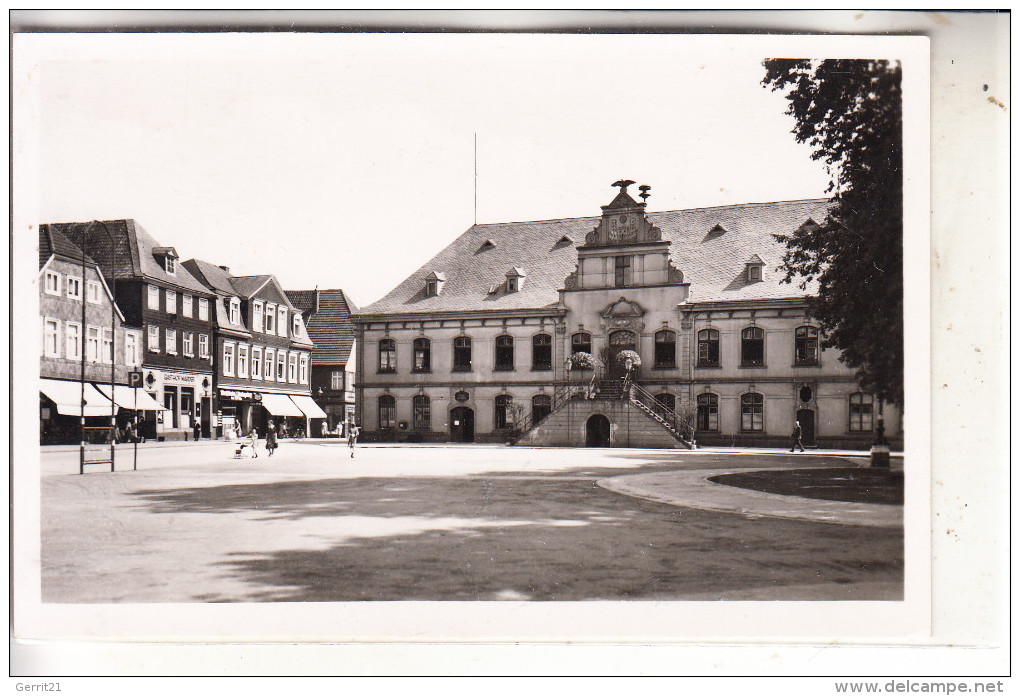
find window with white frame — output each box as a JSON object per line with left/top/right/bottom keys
{"left": 251, "top": 347, "right": 262, "bottom": 380}
{"left": 66, "top": 276, "right": 82, "bottom": 300}
{"left": 277, "top": 307, "right": 288, "bottom": 337}
{"left": 331, "top": 371, "right": 344, "bottom": 390}
{"left": 182, "top": 294, "right": 193, "bottom": 317}
{"left": 292, "top": 314, "right": 302, "bottom": 337}
{"left": 237, "top": 344, "right": 249, "bottom": 378}
{"left": 86, "top": 326, "right": 100, "bottom": 362}
{"left": 101, "top": 328, "right": 113, "bottom": 363}
{"left": 164, "top": 256, "right": 176, "bottom": 274}
{"left": 264, "top": 304, "right": 276, "bottom": 334}
{"left": 65, "top": 322, "right": 81, "bottom": 359}
{"left": 264, "top": 348, "right": 275, "bottom": 380}
{"left": 229, "top": 298, "right": 240, "bottom": 325}
{"left": 165, "top": 289, "right": 176, "bottom": 314}
{"left": 287, "top": 353, "right": 297, "bottom": 383}
{"left": 253, "top": 302, "right": 264, "bottom": 332}
{"left": 148, "top": 284, "right": 160, "bottom": 310}
{"left": 44, "top": 270, "right": 61, "bottom": 295}
{"left": 276, "top": 352, "right": 286, "bottom": 382}
{"left": 198, "top": 298, "right": 209, "bottom": 321}
{"left": 43, "top": 319, "right": 59, "bottom": 357}
{"left": 223, "top": 342, "right": 235, "bottom": 376}
{"left": 183, "top": 331, "right": 194, "bottom": 357}
{"left": 86, "top": 280, "right": 103, "bottom": 304}
{"left": 198, "top": 333, "right": 209, "bottom": 358}
{"left": 299, "top": 354, "right": 308, "bottom": 384}
{"left": 125, "top": 332, "right": 139, "bottom": 366}
{"left": 165, "top": 328, "right": 177, "bottom": 355}
{"left": 148, "top": 325, "right": 159, "bottom": 352}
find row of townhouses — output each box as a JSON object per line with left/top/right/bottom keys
{"left": 38, "top": 220, "right": 357, "bottom": 444}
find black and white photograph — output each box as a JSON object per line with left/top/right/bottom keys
{"left": 10, "top": 10, "right": 1009, "bottom": 683}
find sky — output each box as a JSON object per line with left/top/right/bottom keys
{"left": 17, "top": 32, "right": 832, "bottom": 307}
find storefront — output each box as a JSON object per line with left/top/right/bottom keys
{"left": 141, "top": 367, "right": 214, "bottom": 441}
{"left": 39, "top": 378, "right": 115, "bottom": 445}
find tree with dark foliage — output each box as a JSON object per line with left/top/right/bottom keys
{"left": 762, "top": 59, "right": 903, "bottom": 409}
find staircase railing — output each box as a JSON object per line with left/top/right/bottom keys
{"left": 509, "top": 378, "right": 591, "bottom": 443}
{"left": 627, "top": 381, "right": 696, "bottom": 445}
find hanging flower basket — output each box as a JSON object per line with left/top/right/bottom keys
{"left": 570, "top": 351, "right": 597, "bottom": 370}
{"left": 616, "top": 350, "right": 642, "bottom": 370}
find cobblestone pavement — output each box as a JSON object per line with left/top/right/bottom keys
{"left": 37, "top": 442, "right": 903, "bottom": 602}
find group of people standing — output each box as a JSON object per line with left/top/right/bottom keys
{"left": 233, "top": 420, "right": 279, "bottom": 458}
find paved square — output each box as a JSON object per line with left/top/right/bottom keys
{"left": 40, "top": 442, "right": 903, "bottom": 602}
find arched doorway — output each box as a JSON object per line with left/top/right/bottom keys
{"left": 586, "top": 414, "right": 611, "bottom": 448}
{"left": 607, "top": 330, "right": 637, "bottom": 378}
{"left": 796, "top": 408, "right": 815, "bottom": 446}
{"left": 450, "top": 406, "right": 475, "bottom": 443}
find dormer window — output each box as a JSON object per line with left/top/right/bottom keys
{"left": 745, "top": 254, "right": 765, "bottom": 283}
{"left": 229, "top": 298, "right": 241, "bottom": 325}
{"left": 505, "top": 267, "right": 526, "bottom": 293}
{"left": 292, "top": 314, "right": 303, "bottom": 337}
{"left": 153, "top": 246, "right": 179, "bottom": 275}
{"left": 425, "top": 271, "right": 446, "bottom": 297}
{"left": 477, "top": 239, "right": 497, "bottom": 253}
{"left": 164, "top": 256, "right": 175, "bottom": 274}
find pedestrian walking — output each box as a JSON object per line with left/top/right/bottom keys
{"left": 790, "top": 420, "right": 805, "bottom": 452}
{"left": 348, "top": 424, "right": 360, "bottom": 458}
{"left": 247, "top": 428, "right": 259, "bottom": 458}
{"left": 265, "top": 421, "right": 278, "bottom": 457}
{"left": 232, "top": 420, "right": 242, "bottom": 441}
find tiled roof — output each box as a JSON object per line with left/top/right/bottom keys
{"left": 182, "top": 258, "right": 239, "bottom": 296}
{"left": 285, "top": 288, "right": 357, "bottom": 366}
{"left": 359, "top": 198, "right": 830, "bottom": 315}
{"left": 44, "top": 219, "right": 213, "bottom": 295}
{"left": 228, "top": 275, "right": 272, "bottom": 298}
{"left": 39, "top": 226, "right": 97, "bottom": 269}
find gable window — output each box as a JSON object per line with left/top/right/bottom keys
{"left": 654, "top": 330, "right": 677, "bottom": 368}
{"left": 494, "top": 394, "right": 513, "bottom": 429}
{"left": 277, "top": 307, "right": 288, "bottom": 337}
{"left": 165, "top": 328, "right": 177, "bottom": 355}
{"left": 378, "top": 338, "right": 396, "bottom": 373}
{"left": 165, "top": 289, "right": 176, "bottom": 314}
{"left": 264, "top": 304, "right": 276, "bottom": 334}
{"left": 86, "top": 280, "right": 103, "bottom": 304}
{"left": 331, "top": 370, "right": 344, "bottom": 390}
{"left": 747, "top": 265, "right": 761, "bottom": 282}
{"left": 453, "top": 336, "right": 472, "bottom": 371}
{"left": 741, "top": 392, "right": 764, "bottom": 431}
{"left": 698, "top": 329, "right": 720, "bottom": 367}
{"left": 101, "top": 329, "right": 113, "bottom": 364}
{"left": 741, "top": 327, "right": 765, "bottom": 367}
{"left": 65, "top": 322, "right": 81, "bottom": 360}
{"left": 86, "top": 326, "right": 100, "bottom": 362}
{"left": 43, "top": 319, "right": 59, "bottom": 357}
{"left": 288, "top": 353, "right": 297, "bottom": 382}
{"left": 182, "top": 294, "right": 193, "bottom": 317}
{"left": 494, "top": 335, "right": 514, "bottom": 371}
{"left": 795, "top": 326, "right": 820, "bottom": 365}
{"left": 299, "top": 354, "right": 309, "bottom": 384}
{"left": 229, "top": 298, "right": 240, "bottom": 325}
{"left": 413, "top": 338, "right": 431, "bottom": 373}
{"left": 198, "top": 333, "right": 210, "bottom": 358}
{"left": 849, "top": 393, "right": 874, "bottom": 432}
{"left": 252, "top": 302, "right": 264, "bottom": 332}
{"left": 379, "top": 395, "right": 396, "bottom": 429}
{"left": 222, "top": 342, "right": 235, "bottom": 377}
{"left": 412, "top": 395, "right": 431, "bottom": 430}
{"left": 148, "top": 285, "right": 160, "bottom": 310}
{"left": 531, "top": 333, "right": 552, "bottom": 371}
{"left": 148, "top": 325, "right": 160, "bottom": 352}
{"left": 66, "top": 276, "right": 82, "bottom": 300}
{"left": 183, "top": 332, "right": 194, "bottom": 357}
{"left": 264, "top": 348, "right": 275, "bottom": 380}
{"left": 532, "top": 394, "right": 552, "bottom": 425}
{"left": 571, "top": 332, "right": 592, "bottom": 369}
{"left": 44, "top": 271, "right": 61, "bottom": 295}
{"left": 198, "top": 298, "right": 210, "bottom": 321}
{"left": 251, "top": 347, "right": 262, "bottom": 380}
{"left": 614, "top": 255, "right": 632, "bottom": 287}
{"left": 697, "top": 393, "right": 719, "bottom": 431}
{"left": 237, "top": 344, "right": 249, "bottom": 378}
{"left": 276, "top": 352, "right": 286, "bottom": 382}
{"left": 125, "top": 331, "right": 139, "bottom": 366}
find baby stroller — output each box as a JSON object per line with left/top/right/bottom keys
{"left": 234, "top": 432, "right": 259, "bottom": 459}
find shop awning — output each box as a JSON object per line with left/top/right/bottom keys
{"left": 40, "top": 378, "right": 113, "bottom": 417}
{"left": 94, "top": 384, "right": 166, "bottom": 411}
{"left": 289, "top": 394, "right": 327, "bottom": 419}
{"left": 258, "top": 392, "right": 304, "bottom": 417}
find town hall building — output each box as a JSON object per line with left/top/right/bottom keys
{"left": 354, "top": 182, "right": 902, "bottom": 450}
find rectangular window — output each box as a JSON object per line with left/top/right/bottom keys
{"left": 101, "top": 328, "right": 113, "bottom": 363}
{"left": 125, "top": 332, "right": 139, "bottom": 366}
{"left": 614, "top": 256, "right": 632, "bottom": 288}
{"left": 413, "top": 395, "right": 431, "bottom": 431}
{"left": 237, "top": 344, "right": 249, "bottom": 378}
{"left": 164, "top": 256, "right": 176, "bottom": 274}
{"left": 86, "top": 280, "right": 103, "bottom": 304}
{"left": 264, "top": 348, "right": 275, "bottom": 381}
{"left": 277, "top": 352, "right": 286, "bottom": 382}
{"left": 66, "top": 276, "right": 82, "bottom": 300}
{"left": 43, "top": 319, "right": 59, "bottom": 357}
{"left": 741, "top": 327, "right": 765, "bottom": 367}
{"left": 264, "top": 304, "right": 276, "bottom": 334}
{"left": 148, "top": 285, "right": 160, "bottom": 310}
{"left": 223, "top": 342, "right": 235, "bottom": 377}
{"left": 849, "top": 393, "right": 875, "bottom": 432}
{"left": 165, "top": 289, "right": 176, "bottom": 314}
{"left": 379, "top": 396, "right": 396, "bottom": 430}
{"left": 288, "top": 353, "right": 297, "bottom": 383}
{"left": 165, "top": 328, "right": 177, "bottom": 355}
{"left": 86, "top": 326, "right": 100, "bottom": 362}
{"left": 183, "top": 331, "right": 194, "bottom": 357}
{"left": 277, "top": 307, "right": 288, "bottom": 337}
{"left": 413, "top": 338, "right": 431, "bottom": 372}
{"left": 229, "top": 299, "right": 240, "bottom": 325}
{"left": 44, "top": 271, "right": 61, "bottom": 295}
{"left": 182, "top": 294, "right": 193, "bottom": 317}
{"left": 378, "top": 339, "right": 396, "bottom": 373}
{"left": 654, "top": 330, "right": 677, "bottom": 368}
{"left": 299, "top": 354, "right": 308, "bottom": 384}
{"left": 253, "top": 302, "right": 264, "bottom": 332}
{"left": 198, "top": 298, "right": 210, "bottom": 321}
{"left": 741, "top": 393, "right": 764, "bottom": 432}
{"left": 65, "top": 322, "right": 81, "bottom": 359}
{"left": 697, "top": 329, "right": 720, "bottom": 367}
{"left": 198, "top": 333, "right": 209, "bottom": 358}
{"left": 331, "top": 371, "right": 344, "bottom": 390}
{"left": 293, "top": 315, "right": 302, "bottom": 337}
{"left": 148, "top": 325, "right": 160, "bottom": 352}
{"left": 251, "top": 347, "right": 262, "bottom": 380}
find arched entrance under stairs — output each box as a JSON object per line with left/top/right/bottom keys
{"left": 585, "top": 413, "right": 611, "bottom": 448}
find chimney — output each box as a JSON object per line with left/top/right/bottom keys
{"left": 315, "top": 285, "right": 320, "bottom": 313}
